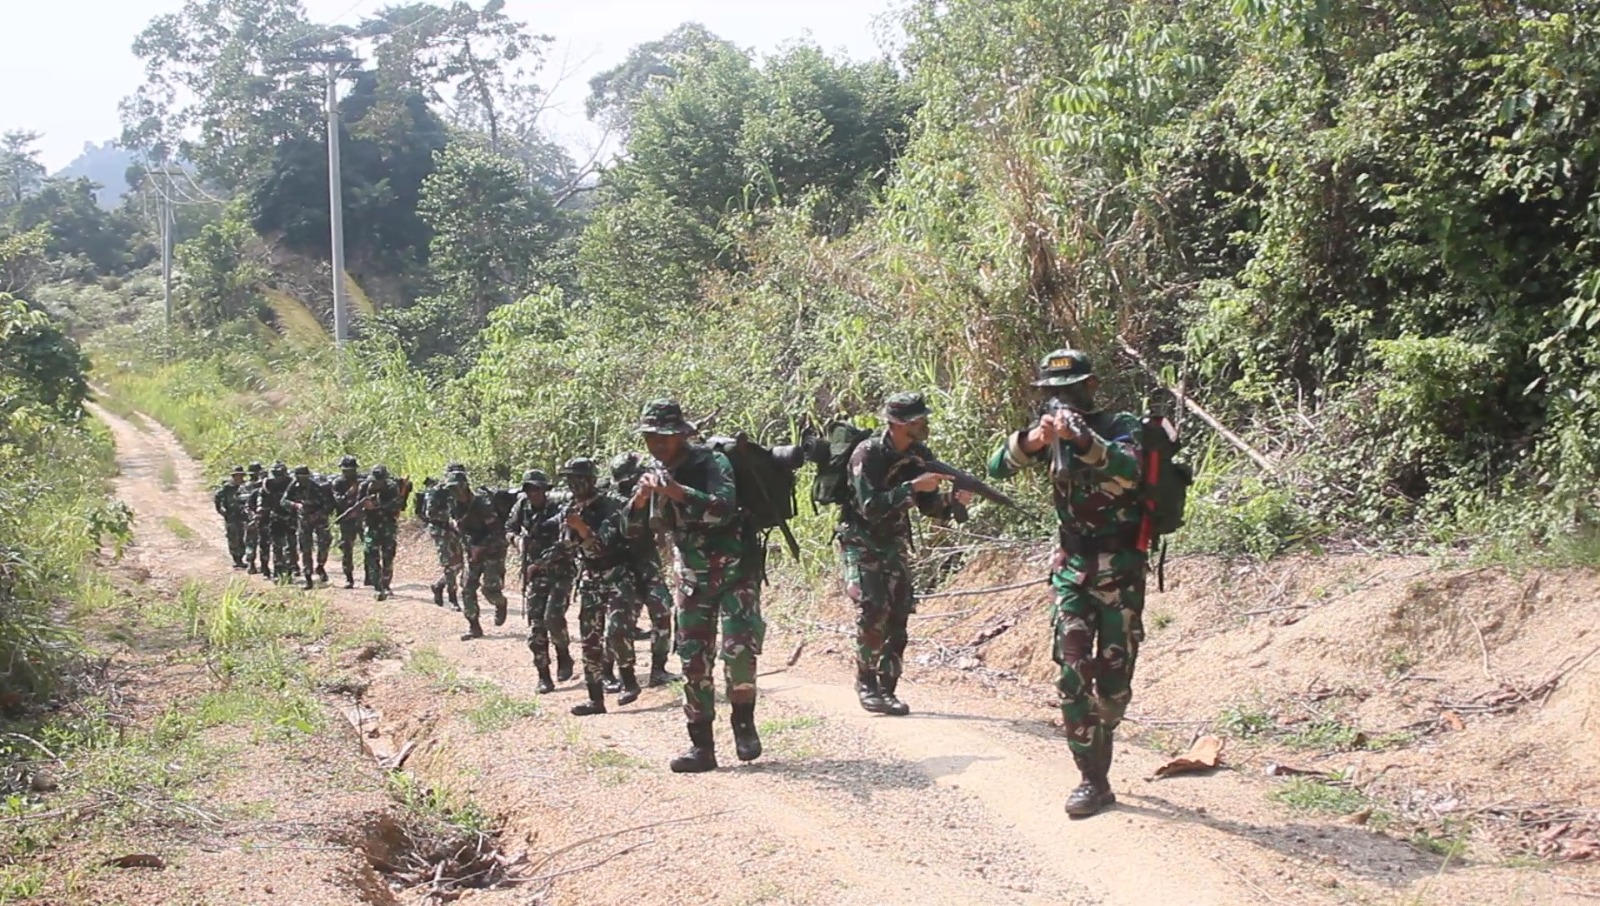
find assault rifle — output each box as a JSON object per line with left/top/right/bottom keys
{"left": 887, "top": 453, "right": 1030, "bottom": 514}
{"left": 1042, "top": 398, "right": 1091, "bottom": 483}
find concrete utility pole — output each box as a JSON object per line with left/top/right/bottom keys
{"left": 143, "top": 168, "right": 180, "bottom": 329}
{"left": 293, "top": 50, "right": 361, "bottom": 345}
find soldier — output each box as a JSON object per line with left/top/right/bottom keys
{"left": 213, "top": 465, "right": 249, "bottom": 569}
{"left": 331, "top": 455, "right": 367, "bottom": 588}
{"left": 260, "top": 461, "right": 297, "bottom": 580}
{"left": 283, "top": 465, "right": 335, "bottom": 589}
{"left": 624, "top": 399, "right": 763, "bottom": 772}
{"left": 557, "top": 458, "right": 640, "bottom": 715}
{"left": 359, "top": 464, "right": 405, "bottom": 600}
{"left": 838, "top": 392, "right": 970, "bottom": 716}
{"left": 610, "top": 452, "right": 677, "bottom": 687}
{"left": 507, "top": 469, "right": 575, "bottom": 693}
{"left": 447, "top": 470, "right": 509, "bottom": 641}
{"left": 419, "top": 476, "right": 463, "bottom": 609}
{"left": 987, "top": 348, "right": 1146, "bottom": 818}
{"left": 241, "top": 462, "right": 266, "bottom": 574}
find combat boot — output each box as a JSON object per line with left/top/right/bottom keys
{"left": 570, "top": 682, "right": 608, "bottom": 716}
{"left": 877, "top": 675, "right": 912, "bottom": 716}
{"left": 555, "top": 648, "right": 574, "bottom": 682}
{"left": 460, "top": 616, "right": 484, "bottom": 642}
{"left": 616, "top": 667, "right": 641, "bottom": 706}
{"left": 303, "top": 572, "right": 314, "bottom": 591}
{"left": 448, "top": 587, "right": 460, "bottom": 611}
{"left": 730, "top": 702, "right": 762, "bottom": 762}
{"left": 493, "top": 600, "right": 508, "bottom": 627}
{"left": 648, "top": 651, "right": 678, "bottom": 687}
{"left": 343, "top": 570, "right": 354, "bottom": 589}
{"left": 601, "top": 661, "right": 623, "bottom": 694}
{"left": 855, "top": 669, "right": 893, "bottom": 715}
{"left": 1064, "top": 735, "right": 1117, "bottom": 818}
{"left": 248, "top": 563, "right": 259, "bottom": 575}
{"left": 534, "top": 664, "right": 555, "bottom": 695}
{"left": 669, "top": 721, "right": 717, "bottom": 773}
{"left": 432, "top": 584, "right": 445, "bottom": 607}
{"left": 375, "top": 588, "right": 388, "bottom": 601}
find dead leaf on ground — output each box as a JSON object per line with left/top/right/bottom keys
{"left": 1153, "top": 735, "right": 1225, "bottom": 778}
{"left": 1441, "top": 710, "right": 1465, "bottom": 732}
{"left": 104, "top": 853, "right": 166, "bottom": 869}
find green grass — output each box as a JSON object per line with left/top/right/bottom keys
{"left": 334, "top": 619, "right": 400, "bottom": 660}
{"left": 162, "top": 515, "right": 196, "bottom": 540}
{"left": 1270, "top": 777, "right": 1373, "bottom": 815}
{"left": 1216, "top": 704, "right": 1274, "bottom": 738}
{"left": 465, "top": 689, "right": 541, "bottom": 733}
{"left": 404, "top": 646, "right": 492, "bottom": 694}
{"left": 386, "top": 773, "right": 492, "bottom": 834}
{"left": 1148, "top": 611, "right": 1174, "bottom": 632}
{"left": 758, "top": 715, "right": 821, "bottom": 735}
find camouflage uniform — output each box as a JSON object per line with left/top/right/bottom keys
{"left": 359, "top": 467, "right": 404, "bottom": 599}
{"left": 331, "top": 458, "right": 367, "bottom": 588}
{"left": 558, "top": 458, "right": 640, "bottom": 714}
{"left": 260, "top": 463, "right": 297, "bottom": 579}
{"left": 212, "top": 467, "right": 249, "bottom": 568}
{"left": 419, "top": 480, "right": 463, "bottom": 608}
{"left": 987, "top": 348, "right": 1145, "bottom": 817}
{"left": 610, "top": 453, "right": 676, "bottom": 686}
{"left": 507, "top": 474, "right": 574, "bottom": 687}
{"left": 283, "top": 466, "right": 335, "bottom": 588}
{"left": 451, "top": 475, "right": 508, "bottom": 637}
{"left": 839, "top": 393, "right": 964, "bottom": 715}
{"left": 242, "top": 463, "right": 267, "bottom": 574}
{"left": 625, "top": 400, "right": 763, "bottom": 771}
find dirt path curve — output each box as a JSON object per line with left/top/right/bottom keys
{"left": 90, "top": 400, "right": 1436, "bottom": 906}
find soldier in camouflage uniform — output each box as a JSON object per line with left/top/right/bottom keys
{"left": 213, "top": 465, "right": 249, "bottom": 569}
{"left": 283, "top": 465, "right": 335, "bottom": 589}
{"left": 331, "top": 455, "right": 367, "bottom": 588}
{"left": 242, "top": 462, "right": 267, "bottom": 574}
{"left": 624, "top": 399, "right": 763, "bottom": 772}
{"left": 359, "top": 464, "right": 405, "bottom": 600}
{"left": 839, "top": 392, "right": 970, "bottom": 716}
{"left": 260, "top": 462, "right": 297, "bottom": 580}
{"left": 557, "top": 459, "right": 641, "bottom": 715}
{"left": 988, "top": 348, "right": 1145, "bottom": 818}
{"left": 448, "top": 470, "right": 509, "bottom": 641}
{"left": 507, "top": 469, "right": 575, "bottom": 693}
{"left": 610, "top": 453, "right": 678, "bottom": 688}
{"left": 418, "top": 476, "right": 463, "bottom": 609}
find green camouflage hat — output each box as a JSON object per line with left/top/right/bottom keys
{"left": 445, "top": 470, "right": 469, "bottom": 487}
{"left": 270, "top": 461, "right": 289, "bottom": 477}
{"left": 558, "top": 457, "right": 599, "bottom": 480}
{"left": 636, "top": 399, "right": 695, "bottom": 435}
{"left": 292, "top": 464, "right": 312, "bottom": 477}
{"left": 370, "top": 464, "right": 391, "bottom": 481}
{"left": 1033, "top": 348, "right": 1095, "bottom": 387}
{"left": 247, "top": 461, "right": 264, "bottom": 474}
{"left": 882, "top": 392, "right": 933, "bottom": 423}
{"left": 339, "top": 455, "right": 358, "bottom": 470}
{"left": 230, "top": 464, "right": 245, "bottom": 475}
{"left": 521, "top": 469, "right": 550, "bottom": 488}
{"left": 609, "top": 452, "right": 643, "bottom": 481}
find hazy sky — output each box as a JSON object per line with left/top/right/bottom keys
{"left": 1, "top": 0, "right": 903, "bottom": 172}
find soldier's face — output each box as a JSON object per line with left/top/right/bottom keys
{"left": 902, "top": 417, "right": 931, "bottom": 444}
{"left": 526, "top": 487, "right": 547, "bottom": 506}
{"left": 567, "top": 477, "right": 596, "bottom": 499}
{"left": 231, "top": 474, "right": 244, "bottom": 484}
{"left": 644, "top": 433, "right": 685, "bottom": 466}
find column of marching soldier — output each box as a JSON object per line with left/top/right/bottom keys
{"left": 208, "top": 349, "right": 1172, "bottom": 817}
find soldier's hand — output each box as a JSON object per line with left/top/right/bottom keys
{"left": 954, "top": 489, "right": 974, "bottom": 506}
{"left": 565, "top": 509, "right": 586, "bottom": 533}
{"left": 910, "top": 473, "right": 949, "bottom": 493}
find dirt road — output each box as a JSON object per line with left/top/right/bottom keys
{"left": 90, "top": 401, "right": 1574, "bottom": 906}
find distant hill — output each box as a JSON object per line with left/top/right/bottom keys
{"left": 52, "top": 141, "right": 137, "bottom": 209}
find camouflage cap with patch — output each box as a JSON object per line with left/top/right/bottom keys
{"left": 293, "top": 464, "right": 312, "bottom": 476}
{"left": 558, "top": 457, "right": 599, "bottom": 479}
{"left": 445, "top": 470, "right": 469, "bottom": 487}
{"left": 521, "top": 469, "right": 550, "bottom": 488}
{"left": 230, "top": 464, "right": 245, "bottom": 475}
{"left": 636, "top": 398, "right": 695, "bottom": 436}
{"left": 882, "top": 391, "right": 933, "bottom": 423}
{"left": 1032, "top": 348, "right": 1095, "bottom": 387}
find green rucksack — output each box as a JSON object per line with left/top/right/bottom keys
{"left": 707, "top": 434, "right": 802, "bottom": 561}
{"left": 809, "top": 420, "right": 872, "bottom": 511}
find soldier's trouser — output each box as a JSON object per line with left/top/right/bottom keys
{"left": 430, "top": 526, "right": 463, "bottom": 595}
{"left": 841, "top": 540, "right": 915, "bottom": 678}
{"left": 364, "top": 523, "right": 397, "bottom": 590}
{"left": 579, "top": 567, "right": 635, "bottom": 684}
{"left": 223, "top": 517, "right": 246, "bottom": 564}
{"left": 525, "top": 574, "right": 573, "bottom": 667}
{"left": 336, "top": 519, "right": 362, "bottom": 581}
{"left": 462, "top": 545, "right": 507, "bottom": 621}
{"left": 677, "top": 576, "right": 764, "bottom": 723}
{"left": 298, "top": 520, "right": 332, "bottom": 577}
{"left": 631, "top": 561, "right": 674, "bottom": 665}
{"left": 246, "top": 518, "right": 268, "bottom": 572}
{"left": 1053, "top": 549, "right": 1146, "bottom": 758}
{"left": 271, "top": 518, "right": 296, "bottom": 575}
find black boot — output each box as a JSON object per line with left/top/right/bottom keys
{"left": 1064, "top": 734, "right": 1116, "bottom": 818}
{"left": 535, "top": 664, "right": 555, "bottom": 695}
{"left": 343, "top": 570, "right": 354, "bottom": 589}
{"left": 316, "top": 568, "right": 328, "bottom": 584}
{"left": 669, "top": 721, "right": 717, "bottom": 773}
{"left": 555, "top": 648, "right": 574, "bottom": 682}
{"left": 601, "top": 662, "right": 623, "bottom": 694}
{"left": 303, "top": 572, "right": 314, "bottom": 591}
{"left": 616, "top": 666, "right": 641, "bottom": 706}
{"left": 448, "top": 586, "right": 460, "bottom": 611}
{"left": 731, "top": 702, "right": 762, "bottom": 762}
{"left": 432, "top": 583, "right": 445, "bottom": 607}
{"left": 570, "top": 681, "right": 607, "bottom": 716}
{"left": 877, "top": 675, "right": 911, "bottom": 716}
{"left": 493, "top": 600, "right": 508, "bottom": 627}
{"left": 648, "top": 650, "right": 678, "bottom": 687}
{"left": 460, "top": 616, "right": 484, "bottom": 641}
{"left": 856, "top": 669, "right": 893, "bottom": 715}
{"left": 248, "top": 563, "right": 259, "bottom": 575}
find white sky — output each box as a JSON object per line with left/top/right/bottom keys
{"left": 0, "top": 0, "right": 904, "bottom": 172}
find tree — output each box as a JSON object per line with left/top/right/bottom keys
{"left": 16, "top": 178, "right": 141, "bottom": 276}
{"left": 585, "top": 23, "right": 737, "bottom": 136}
{"left": 0, "top": 294, "right": 89, "bottom": 419}
{"left": 174, "top": 202, "right": 267, "bottom": 329}
{"left": 0, "top": 131, "right": 45, "bottom": 211}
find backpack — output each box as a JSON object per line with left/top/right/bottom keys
{"left": 1136, "top": 414, "right": 1192, "bottom": 590}
{"left": 707, "top": 434, "right": 802, "bottom": 561}
{"left": 491, "top": 488, "right": 517, "bottom": 525}
{"left": 809, "top": 420, "right": 872, "bottom": 511}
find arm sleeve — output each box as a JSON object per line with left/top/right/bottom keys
{"left": 988, "top": 422, "right": 1045, "bottom": 480}
{"left": 849, "top": 442, "right": 913, "bottom": 522}
{"left": 674, "top": 453, "right": 737, "bottom": 529}
{"left": 1076, "top": 414, "right": 1142, "bottom": 490}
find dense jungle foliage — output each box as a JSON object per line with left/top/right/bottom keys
{"left": 11, "top": 0, "right": 1600, "bottom": 584}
